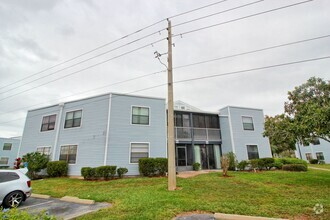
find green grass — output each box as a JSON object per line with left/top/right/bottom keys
{"left": 309, "top": 164, "right": 330, "bottom": 170}
{"left": 32, "top": 170, "right": 330, "bottom": 220}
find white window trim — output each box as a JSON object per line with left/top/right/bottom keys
{"left": 3, "top": 143, "right": 12, "bottom": 151}
{"left": 305, "top": 152, "right": 312, "bottom": 160}
{"left": 39, "top": 113, "right": 57, "bottom": 133}
{"left": 315, "top": 152, "right": 324, "bottom": 160}
{"left": 0, "top": 157, "right": 9, "bottom": 165}
{"left": 63, "top": 109, "right": 83, "bottom": 130}
{"left": 36, "top": 146, "right": 52, "bottom": 156}
{"left": 129, "top": 142, "right": 150, "bottom": 164}
{"left": 241, "top": 115, "right": 255, "bottom": 131}
{"left": 130, "top": 105, "right": 151, "bottom": 126}
{"left": 59, "top": 144, "right": 79, "bottom": 165}
{"left": 246, "top": 144, "right": 259, "bottom": 160}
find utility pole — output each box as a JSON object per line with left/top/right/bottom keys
{"left": 167, "top": 18, "right": 176, "bottom": 191}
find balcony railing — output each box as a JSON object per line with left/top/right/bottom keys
{"left": 175, "top": 127, "right": 221, "bottom": 142}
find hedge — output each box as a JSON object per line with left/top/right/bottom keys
{"left": 95, "top": 166, "right": 117, "bottom": 180}
{"left": 81, "top": 167, "right": 97, "bottom": 180}
{"left": 81, "top": 166, "right": 128, "bottom": 180}
{"left": 139, "top": 158, "right": 168, "bottom": 177}
{"left": 309, "top": 159, "right": 318, "bottom": 164}
{"left": 47, "top": 161, "right": 68, "bottom": 177}
{"left": 275, "top": 158, "right": 308, "bottom": 168}
{"left": 282, "top": 164, "right": 307, "bottom": 172}
{"left": 237, "top": 160, "right": 249, "bottom": 171}
{"left": 117, "top": 167, "right": 128, "bottom": 178}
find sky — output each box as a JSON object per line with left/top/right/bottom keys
{"left": 0, "top": 0, "right": 329, "bottom": 138}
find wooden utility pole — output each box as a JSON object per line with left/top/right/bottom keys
{"left": 167, "top": 19, "right": 176, "bottom": 191}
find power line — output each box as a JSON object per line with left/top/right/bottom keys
{"left": 173, "top": 0, "right": 314, "bottom": 37}
{"left": 0, "top": 38, "right": 167, "bottom": 102}
{"left": 1, "top": 54, "right": 329, "bottom": 125}
{"left": 1, "top": 33, "right": 329, "bottom": 116}
{"left": 172, "top": 0, "right": 264, "bottom": 28}
{"left": 0, "top": 0, "right": 230, "bottom": 91}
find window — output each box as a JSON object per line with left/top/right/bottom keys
{"left": 247, "top": 145, "right": 259, "bottom": 160}
{"left": 130, "top": 143, "right": 149, "bottom": 163}
{"left": 311, "top": 138, "right": 320, "bottom": 145}
{"left": 192, "top": 114, "right": 219, "bottom": 128}
{"left": 0, "top": 172, "right": 20, "bottom": 183}
{"left": 41, "top": 114, "right": 56, "bottom": 131}
{"left": 175, "top": 113, "right": 190, "bottom": 127}
{"left": 59, "top": 145, "right": 77, "bottom": 164}
{"left": 132, "top": 106, "right": 149, "bottom": 125}
{"left": 305, "top": 153, "right": 312, "bottom": 161}
{"left": 242, "top": 116, "right": 254, "bottom": 131}
{"left": 37, "top": 147, "right": 51, "bottom": 158}
{"left": 0, "top": 157, "right": 9, "bottom": 165}
{"left": 3, "top": 143, "right": 12, "bottom": 151}
{"left": 64, "top": 110, "right": 82, "bottom": 128}
{"left": 316, "top": 152, "right": 324, "bottom": 161}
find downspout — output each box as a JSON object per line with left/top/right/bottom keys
{"left": 53, "top": 103, "right": 64, "bottom": 161}
{"left": 227, "top": 107, "right": 236, "bottom": 155}
{"left": 104, "top": 94, "right": 112, "bottom": 165}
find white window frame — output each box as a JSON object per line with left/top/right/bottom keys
{"left": 305, "top": 152, "right": 312, "bottom": 161}
{"left": 129, "top": 142, "right": 150, "bottom": 164}
{"left": 131, "top": 105, "right": 150, "bottom": 126}
{"left": 63, "top": 109, "right": 83, "bottom": 129}
{"left": 315, "top": 152, "right": 324, "bottom": 161}
{"left": 246, "top": 144, "right": 259, "bottom": 160}
{"left": 3, "top": 143, "right": 12, "bottom": 151}
{"left": 0, "top": 157, "right": 9, "bottom": 165}
{"left": 241, "top": 116, "right": 254, "bottom": 131}
{"left": 40, "top": 113, "right": 57, "bottom": 132}
{"left": 36, "top": 146, "right": 52, "bottom": 159}
{"left": 59, "top": 144, "right": 78, "bottom": 165}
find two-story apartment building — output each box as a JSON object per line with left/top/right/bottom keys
{"left": 295, "top": 138, "right": 330, "bottom": 163}
{"left": 19, "top": 93, "right": 167, "bottom": 176}
{"left": 0, "top": 137, "right": 21, "bottom": 168}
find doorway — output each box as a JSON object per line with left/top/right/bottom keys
{"left": 200, "top": 145, "right": 216, "bottom": 169}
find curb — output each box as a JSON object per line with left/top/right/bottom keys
{"left": 214, "top": 213, "right": 287, "bottom": 220}
{"left": 60, "top": 196, "right": 95, "bottom": 205}
{"left": 31, "top": 193, "right": 51, "bottom": 199}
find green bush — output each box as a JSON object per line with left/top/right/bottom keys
{"left": 250, "top": 159, "right": 259, "bottom": 171}
{"left": 155, "top": 158, "right": 168, "bottom": 176}
{"left": 22, "top": 152, "right": 49, "bottom": 179}
{"left": 193, "top": 162, "right": 201, "bottom": 171}
{"left": 309, "top": 159, "right": 318, "bottom": 164}
{"left": 47, "top": 161, "right": 68, "bottom": 177}
{"left": 96, "top": 166, "right": 117, "bottom": 180}
{"left": 0, "top": 208, "right": 56, "bottom": 220}
{"left": 273, "top": 160, "right": 283, "bottom": 169}
{"left": 117, "top": 167, "right": 128, "bottom": 178}
{"left": 319, "top": 160, "right": 325, "bottom": 164}
{"left": 81, "top": 167, "right": 97, "bottom": 180}
{"left": 282, "top": 164, "right": 307, "bottom": 172}
{"left": 237, "top": 160, "right": 249, "bottom": 171}
{"left": 259, "top": 158, "right": 275, "bottom": 170}
{"left": 277, "top": 158, "right": 308, "bottom": 168}
{"left": 227, "top": 152, "right": 237, "bottom": 171}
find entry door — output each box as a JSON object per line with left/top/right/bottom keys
{"left": 200, "top": 145, "right": 216, "bottom": 169}
{"left": 176, "top": 146, "right": 187, "bottom": 166}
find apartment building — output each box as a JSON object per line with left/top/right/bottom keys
{"left": 0, "top": 137, "right": 21, "bottom": 168}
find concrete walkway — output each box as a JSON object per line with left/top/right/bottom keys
{"left": 177, "top": 170, "right": 221, "bottom": 178}
{"left": 309, "top": 167, "right": 330, "bottom": 171}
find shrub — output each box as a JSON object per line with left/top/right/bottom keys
{"left": 0, "top": 208, "right": 56, "bottom": 220}
{"left": 282, "top": 164, "right": 307, "bottom": 172}
{"left": 192, "top": 162, "right": 200, "bottom": 171}
{"left": 139, "top": 158, "right": 156, "bottom": 176}
{"left": 277, "top": 158, "right": 308, "bottom": 168}
{"left": 273, "top": 160, "right": 283, "bottom": 169}
{"left": 237, "top": 160, "right": 249, "bottom": 171}
{"left": 81, "top": 167, "right": 97, "bottom": 180}
{"left": 227, "top": 152, "right": 237, "bottom": 171}
{"left": 250, "top": 159, "right": 259, "bottom": 172}
{"left": 221, "top": 155, "right": 229, "bottom": 176}
{"left": 259, "top": 158, "right": 275, "bottom": 170}
{"left": 309, "top": 159, "right": 318, "bottom": 164}
{"left": 22, "top": 152, "right": 49, "bottom": 179}
{"left": 319, "top": 160, "right": 325, "bottom": 164}
{"left": 47, "top": 161, "right": 68, "bottom": 177}
{"left": 155, "top": 158, "right": 168, "bottom": 176}
{"left": 96, "top": 166, "right": 117, "bottom": 180}
{"left": 117, "top": 167, "right": 128, "bottom": 178}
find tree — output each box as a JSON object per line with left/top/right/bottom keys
{"left": 284, "top": 77, "right": 330, "bottom": 143}
{"left": 22, "top": 152, "right": 49, "bottom": 179}
{"left": 264, "top": 114, "right": 297, "bottom": 155}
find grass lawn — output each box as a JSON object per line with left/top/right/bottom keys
{"left": 32, "top": 169, "right": 330, "bottom": 220}
{"left": 309, "top": 164, "right": 330, "bottom": 170}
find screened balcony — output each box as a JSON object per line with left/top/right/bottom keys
{"left": 175, "top": 127, "right": 221, "bottom": 142}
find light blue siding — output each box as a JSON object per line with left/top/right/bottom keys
{"left": 219, "top": 106, "right": 272, "bottom": 162}
{"left": 295, "top": 139, "right": 330, "bottom": 163}
{"left": 0, "top": 137, "right": 21, "bottom": 168}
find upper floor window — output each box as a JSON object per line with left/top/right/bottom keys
{"left": 59, "top": 145, "right": 77, "bottom": 164}
{"left": 192, "top": 114, "right": 219, "bottom": 128}
{"left": 0, "top": 157, "right": 9, "bottom": 165}
{"left": 132, "top": 106, "right": 149, "bottom": 125}
{"left": 316, "top": 152, "right": 324, "bottom": 161}
{"left": 37, "top": 147, "right": 51, "bottom": 159}
{"left": 311, "top": 138, "right": 320, "bottom": 145}
{"left": 65, "top": 110, "right": 82, "bottom": 128}
{"left": 242, "top": 116, "right": 254, "bottom": 131}
{"left": 41, "top": 114, "right": 56, "bottom": 132}
{"left": 175, "top": 113, "right": 190, "bottom": 127}
{"left": 3, "top": 143, "right": 12, "bottom": 151}
{"left": 247, "top": 145, "right": 259, "bottom": 160}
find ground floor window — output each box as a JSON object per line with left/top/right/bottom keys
{"left": 305, "top": 153, "right": 312, "bottom": 161}
{"left": 0, "top": 157, "right": 9, "bottom": 165}
{"left": 316, "top": 152, "right": 324, "bottom": 161}
{"left": 247, "top": 145, "right": 259, "bottom": 160}
{"left": 130, "top": 143, "right": 149, "bottom": 163}
{"left": 59, "top": 145, "right": 77, "bottom": 164}
{"left": 37, "top": 147, "right": 51, "bottom": 159}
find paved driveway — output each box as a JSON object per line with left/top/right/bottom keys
{"left": 19, "top": 197, "right": 111, "bottom": 220}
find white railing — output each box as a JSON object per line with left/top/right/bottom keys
{"left": 175, "top": 127, "right": 221, "bottom": 141}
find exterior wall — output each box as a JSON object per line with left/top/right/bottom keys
{"left": 0, "top": 137, "right": 21, "bottom": 168}
{"left": 295, "top": 139, "right": 330, "bottom": 163}
{"left": 219, "top": 106, "right": 272, "bottom": 162}
{"left": 107, "top": 94, "right": 167, "bottom": 175}
{"left": 219, "top": 115, "right": 233, "bottom": 155}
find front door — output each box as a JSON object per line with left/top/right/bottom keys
{"left": 200, "top": 145, "right": 216, "bottom": 169}
{"left": 176, "top": 146, "right": 187, "bottom": 166}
